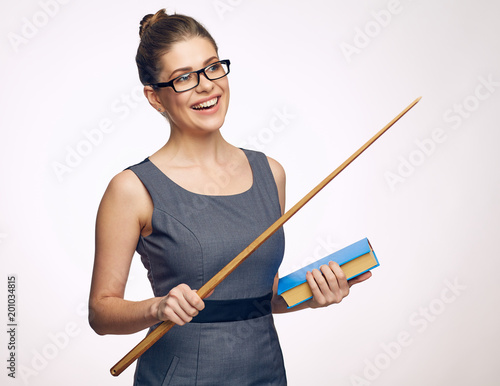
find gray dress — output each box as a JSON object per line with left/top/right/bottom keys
{"left": 129, "top": 149, "right": 287, "bottom": 385}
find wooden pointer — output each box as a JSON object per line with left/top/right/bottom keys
{"left": 110, "top": 96, "right": 422, "bottom": 376}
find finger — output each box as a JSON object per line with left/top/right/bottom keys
{"left": 319, "top": 263, "right": 338, "bottom": 290}
{"left": 312, "top": 267, "right": 338, "bottom": 296}
{"left": 328, "top": 261, "right": 349, "bottom": 297}
{"left": 317, "top": 263, "right": 346, "bottom": 304}
{"left": 176, "top": 284, "right": 205, "bottom": 312}
{"left": 186, "top": 289, "right": 206, "bottom": 311}
{"left": 348, "top": 271, "right": 372, "bottom": 287}
{"left": 306, "top": 270, "right": 326, "bottom": 306}
{"left": 163, "top": 287, "right": 200, "bottom": 324}
{"left": 164, "top": 300, "right": 194, "bottom": 325}
{"left": 176, "top": 288, "right": 204, "bottom": 316}
{"left": 158, "top": 298, "right": 193, "bottom": 326}
{"left": 319, "top": 264, "right": 343, "bottom": 303}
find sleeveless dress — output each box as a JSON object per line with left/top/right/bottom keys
{"left": 128, "top": 149, "right": 287, "bottom": 385}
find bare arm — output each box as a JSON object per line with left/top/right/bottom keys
{"left": 88, "top": 170, "right": 204, "bottom": 335}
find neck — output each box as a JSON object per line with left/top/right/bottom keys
{"left": 157, "top": 127, "right": 233, "bottom": 166}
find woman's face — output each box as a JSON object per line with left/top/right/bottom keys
{"left": 154, "top": 37, "right": 230, "bottom": 135}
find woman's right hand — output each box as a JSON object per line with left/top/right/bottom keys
{"left": 155, "top": 284, "right": 206, "bottom": 326}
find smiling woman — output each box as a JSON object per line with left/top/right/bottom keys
{"left": 88, "top": 8, "right": 369, "bottom": 385}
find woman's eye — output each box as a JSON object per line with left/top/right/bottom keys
{"left": 207, "top": 63, "right": 221, "bottom": 73}
{"left": 176, "top": 73, "right": 192, "bottom": 83}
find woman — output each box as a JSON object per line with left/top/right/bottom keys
{"left": 89, "top": 9, "right": 370, "bottom": 385}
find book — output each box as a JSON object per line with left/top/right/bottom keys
{"left": 277, "top": 238, "right": 379, "bottom": 308}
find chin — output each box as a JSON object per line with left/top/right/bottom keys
{"left": 196, "top": 117, "right": 226, "bottom": 134}
{"left": 192, "top": 102, "right": 228, "bottom": 132}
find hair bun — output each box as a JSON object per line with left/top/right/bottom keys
{"left": 136, "top": 11, "right": 218, "bottom": 86}
{"left": 139, "top": 9, "right": 168, "bottom": 38}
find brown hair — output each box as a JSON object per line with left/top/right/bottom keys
{"left": 136, "top": 9, "right": 218, "bottom": 86}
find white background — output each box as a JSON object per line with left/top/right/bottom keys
{"left": 1, "top": 0, "right": 499, "bottom": 385}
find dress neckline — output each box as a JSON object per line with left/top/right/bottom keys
{"left": 145, "top": 148, "right": 255, "bottom": 198}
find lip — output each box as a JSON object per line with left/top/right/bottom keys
{"left": 190, "top": 95, "right": 221, "bottom": 115}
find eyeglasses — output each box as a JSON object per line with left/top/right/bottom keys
{"left": 150, "top": 59, "right": 231, "bottom": 93}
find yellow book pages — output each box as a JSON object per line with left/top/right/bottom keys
{"left": 341, "top": 251, "right": 378, "bottom": 278}
{"left": 281, "top": 282, "right": 312, "bottom": 307}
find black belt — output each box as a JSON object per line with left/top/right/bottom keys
{"left": 191, "top": 292, "right": 273, "bottom": 323}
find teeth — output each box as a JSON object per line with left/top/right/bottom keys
{"left": 192, "top": 97, "right": 218, "bottom": 110}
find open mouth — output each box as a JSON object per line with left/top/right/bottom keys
{"left": 191, "top": 97, "right": 219, "bottom": 110}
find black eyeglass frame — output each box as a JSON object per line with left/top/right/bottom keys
{"left": 149, "top": 59, "right": 231, "bottom": 93}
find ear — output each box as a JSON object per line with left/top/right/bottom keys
{"left": 143, "top": 86, "right": 164, "bottom": 112}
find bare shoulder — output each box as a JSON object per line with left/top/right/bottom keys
{"left": 98, "top": 169, "right": 152, "bottom": 223}
{"left": 266, "top": 156, "right": 286, "bottom": 213}
{"left": 266, "top": 156, "right": 286, "bottom": 186}
{"left": 105, "top": 169, "right": 148, "bottom": 202}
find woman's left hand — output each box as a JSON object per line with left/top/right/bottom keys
{"left": 306, "top": 261, "right": 372, "bottom": 308}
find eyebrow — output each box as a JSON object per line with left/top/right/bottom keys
{"left": 168, "top": 56, "right": 219, "bottom": 79}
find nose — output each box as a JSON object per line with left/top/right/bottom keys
{"left": 195, "top": 72, "right": 215, "bottom": 92}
